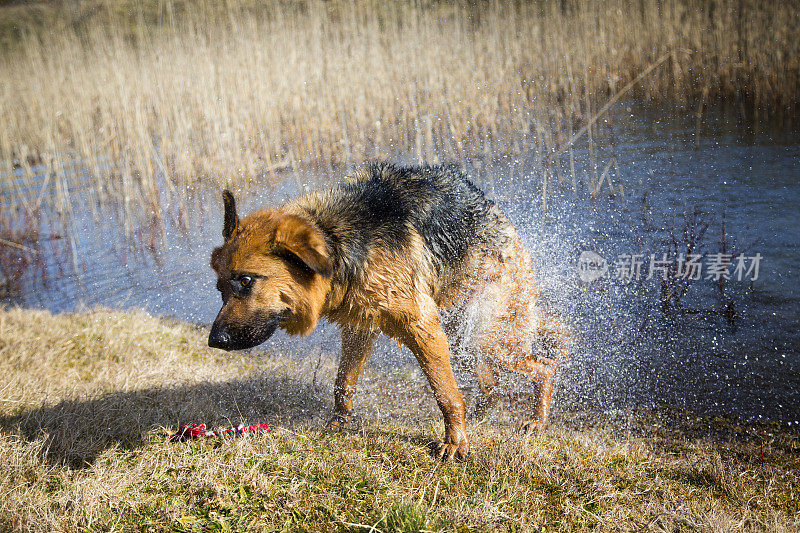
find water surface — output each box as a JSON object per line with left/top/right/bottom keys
{"left": 2, "top": 103, "right": 798, "bottom": 426}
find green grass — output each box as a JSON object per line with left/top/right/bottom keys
{"left": 0, "top": 307, "right": 798, "bottom": 531}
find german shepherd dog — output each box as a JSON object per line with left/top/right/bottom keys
{"left": 209, "top": 163, "right": 571, "bottom": 460}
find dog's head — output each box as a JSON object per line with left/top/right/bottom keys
{"left": 208, "top": 190, "right": 333, "bottom": 351}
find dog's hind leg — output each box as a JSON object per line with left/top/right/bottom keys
{"left": 513, "top": 356, "right": 557, "bottom": 435}
{"left": 473, "top": 360, "right": 499, "bottom": 419}
{"left": 496, "top": 311, "right": 571, "bottom": 434}
{"left": 473, "top": 310, "right": 559, "bottom": 433}
{"left": 519, "top": 314, "right": 573, "bottom": 433}
{"left": 467, "top": 236, "right": 570, "bottom": 433}
{"left": 328, "top": 327, "right": 376, "bottom": 429}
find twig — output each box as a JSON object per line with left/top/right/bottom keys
{"left": 0, "top": 237, "right": 38, "bottom": 254}
{"left": 555, "top": 51, "right": 678, "bottom": 157}
{"left": 339, "top": 520, "right": 385, "bottom": 533}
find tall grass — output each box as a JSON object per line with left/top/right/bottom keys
{"left": 0, "top": 0, "right": 798, "bottom": 221}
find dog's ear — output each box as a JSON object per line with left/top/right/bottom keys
{"left": 222, "top": 190, "right": 239, "bottom": 241}
{"left": 274, "top": 215, "right": 333, "bottom": 278}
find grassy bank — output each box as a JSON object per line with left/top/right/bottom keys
{"left": 1, "top": 1, "right": 799, "bottom": 221}
{"left": 0, "top": 307, "right": 797, "bottom": 531}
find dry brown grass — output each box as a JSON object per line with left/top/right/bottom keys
{"left": 1, "top": 0, "right": 798, "bottom": 224}
{"left": 1, "top": 307, "right": 798, "bottom": 531}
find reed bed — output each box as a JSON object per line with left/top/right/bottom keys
{"left": 0, "top": 0, "right": 798, "bottom": 221}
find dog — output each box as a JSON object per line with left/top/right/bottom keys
{"left": 209, "top": 163, "right": 572, "bottom": 460}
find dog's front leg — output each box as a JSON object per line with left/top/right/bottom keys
{"left": 394, "top": 298, "right": 469, "bottom": 461}
{"left": 328, "top": 328, "right": 375, "bottom": 429}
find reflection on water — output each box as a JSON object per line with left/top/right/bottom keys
{"left": 2, "top": 103, "right": 799, "bottom": 426}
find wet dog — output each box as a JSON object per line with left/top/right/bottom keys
{"left": 209, "top": 163, "right": 571, "bottom": 460}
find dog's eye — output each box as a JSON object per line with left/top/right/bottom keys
{"left": 230, "top": 275, "right": 254, "bottom": 296}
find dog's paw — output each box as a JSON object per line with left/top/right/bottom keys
{"left": 436, "top": 439, "right": 470, "bottom": 462}
{"left": 326, "top": 413, "right": 353, "bottom": 431}
{"left": 519, "top": 419, "right": 548, "bottom": 435}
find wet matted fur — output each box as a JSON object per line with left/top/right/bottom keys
{"left": 209, "top": 162, "right": 572, "bottom": 460}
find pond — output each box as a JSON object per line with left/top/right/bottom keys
{"left": 2, "top": 102, "right": 798, "bottom": 427}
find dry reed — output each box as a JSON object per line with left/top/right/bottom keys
{"left": 0, "top": 0, "right": 798, "bottom": 222}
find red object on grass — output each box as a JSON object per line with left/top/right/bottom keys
{"left": 170, "top": 422, "right": 271, "bottom": 442}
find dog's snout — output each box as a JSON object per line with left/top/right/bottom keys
{"left": 208, "top": 323, "right": 232, "bottom": 350}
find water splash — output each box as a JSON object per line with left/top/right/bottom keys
{"left": 2, "top": 104, "right": 799, "bottom": 426}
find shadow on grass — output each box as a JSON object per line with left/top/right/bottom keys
{"left": 333, "top": 424, "right": 441, "bottom": 457}
{"left": 381, "top": 430, "right": 440, "bottom": 457}
{"left": 0, "top": 372, "right": 329, "bottom": 468}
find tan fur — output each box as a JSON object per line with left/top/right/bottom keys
{"left": 212, "top": 209, "right": 332, "bottom": 337}
{"left": 212, "top": 195, "right": 571, "bottom": 461}
{"left": 440, "top": 226, "right": 572, "bottom": 433}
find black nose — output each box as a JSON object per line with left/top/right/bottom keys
{"left": 208, "top": 324, "right": 231, "bottom": 349}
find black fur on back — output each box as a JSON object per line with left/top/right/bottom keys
{"left": 296, "top": 162, "right": 497, "bottom": 288}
